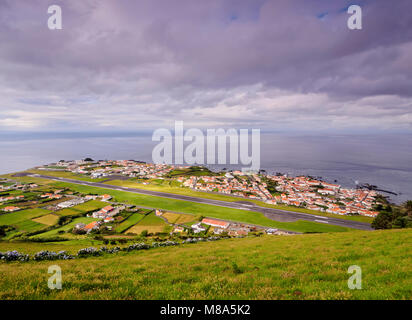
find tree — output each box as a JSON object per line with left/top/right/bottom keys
{"left": 404, "top": 200, "right": 412, "bottom": 212}
{"left": 374, "top": 203, "right": 384, "bottom": 211}
{"left": 392, "top": 216, "right": 408, "bottom": 229}
{"left": 371, "top": 211, "right": 393, "bottom": 230}
{"left": 0, "top": 226, "right": 6, "bottom": 237}
{"left": 140, "top": 230, "right": 148, "bottom": 237}
{"left": 371, "top": 201, "right": 412, "bottom": 230}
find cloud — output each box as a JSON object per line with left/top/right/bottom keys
{"left": 0, "top": 0, "right": 411, "bottom": 132}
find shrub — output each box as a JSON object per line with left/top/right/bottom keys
{"left": 151, "top": 241, "right": 178, "bottom": 248}
{"left": 231, "top": 262, "right": 244, "bottom": 274}
{"left": 123, "top": 242, "right": 150, "bottom": 252}
{"left": 28, "top": 237, "right": 68, "bottom": 243}
{"left": 98, "top": 246, "right": 120, "bottom": 254}
{"left": 34, "top": 250, "right": 74, "bottom": 261}
{"left": 77, "top": 247, "right": 102, "bottom": 257}
{"left": 0, "top": 250, "right": 30, "bottom": 262}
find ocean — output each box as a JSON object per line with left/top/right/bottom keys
{"left": 1, "top": 132, "right": 411, "bottom": 204}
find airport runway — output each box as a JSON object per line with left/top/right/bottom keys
{"left": 27, "top": 173, "right": 373, "bottom": 230}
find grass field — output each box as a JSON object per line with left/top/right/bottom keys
{"left": 0, "top": 228, "right": 410, "bottom": 299}
{"left": 55, "top": 208, "right": 83, "bottom": 216}
{"left": 167, "top": 167, "right": 221, "bottom": 177}
{"left": 0, "top": 174, "right": 56, "bottom": 186}
{"left": 25, "top": 169, "right": 107, "bottom": 182}
{"left": 55, "top": 200, "right": 107, "bottom": 217}
{"left": 12, "top": 220, "right": 47, "bottom": 233}
{"left": 32, "top": 214, "right": 59, "bottom": 226}
{"left": 115, "top": 213, "right": 146, "bottom": 233}
{"left": 126, "top": 224, "right": 166, "bottom": 235}
{"left": 30, "top": 217, "right": 98, "bottom": 239}
{"left": 126, "top": 212, "right": 170, "bottom": 234}
{"left": 162, "top": 212, "right": 198, "bottom": 224}
{"left": 51, "top": 181, "right": 350, "bottom": 233}
{"left": 0, "top": 208, "right": 50, "bottom": 234}
{"left": 71, "top": 200, "right": 108, "bottom": 212}
{"left": 106, "top": 179, "right": 373, "bottom": 224}
{"left": 0, "top": 208, "right": 50, "bottom": 226}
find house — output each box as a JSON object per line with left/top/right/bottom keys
{"left": 201, "top": 218, "right": 230, "bottom": 229}
{"left": 307, "top": 204, "right": 322, "bottom": 211}
{"left": 173, "top": 226, "right": 184, "bottom": 233}
{"left": 101, "top": 194, "right": 112, "bottom": 201}
{"left": 83, "top": 221, "right": 100, "bottom": 233}
{"left": 41, "top": 193, "right": 62, "bottom": 199}
{"left": 101, "top": 205, "right": 114, "bottom": 213}
{"left": 3, "top": 206, "right": 20, "bottom": 212}
{"left": 92, "top": 205, "right": 115, "bottom": 219}
{"left": 321, "top": 182, "right": 341, "bottom": 190}
{"left": 57, "top": 198, "right": 85, "bottom": 209}
{"left": 91, "top": 172, "right": 104, "bottom": 179}
{"left": 191, "top": 223, "right": 206, "bottom": 234}
{"left": 228, "top": 227, "right": 249, "bottom": 236}
{"left": 213, "top": 227, "right": 225, "bottom": 235}
{"left": 74, "top": 223, "right": 86, "bottom": 230}
{"left": 266, "top": 228, "right": 278, "bottom": 234}
{"left": 318, "top": 188, "right": 336, "bottom": 195}
{"left": 359, "top": 210, "right": 379, "bottom": 217}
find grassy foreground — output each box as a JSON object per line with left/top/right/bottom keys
{"left": 0, "top": 229, "right": 410, "bottom": 299}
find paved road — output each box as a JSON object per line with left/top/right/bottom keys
{"left": 27, "top": 173, "right": 373, "bottom": 230}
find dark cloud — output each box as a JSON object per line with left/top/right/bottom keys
{"left": 0, "top": 0, "right": 411, "bottom": 131}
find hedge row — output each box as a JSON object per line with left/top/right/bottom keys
{"left": 0, "top": 236, "right": 228, "bottom": 262}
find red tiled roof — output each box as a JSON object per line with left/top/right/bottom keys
{"left": 84, "top": 221, "right": 99, "bottom": 230}
{"left": 202, "top": 218, "right": 230, "bottom": 228}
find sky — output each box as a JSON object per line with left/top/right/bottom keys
{"left": 0, "top": 0, "right": 411, "bottom": 133}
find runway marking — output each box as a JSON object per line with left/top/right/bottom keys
{"left": 315, "top": 219, "right": 329, "bottom": 224}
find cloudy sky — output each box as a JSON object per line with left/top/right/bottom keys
{"left": 0, "top": 0, "right": 411, "bottom": 133}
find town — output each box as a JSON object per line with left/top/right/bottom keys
{"left": 0, "top": 158, "right": 383, "bottom": 244}
{"left": 37, "top": 159, "right": 380, "bottom": 218}
{"left": 0, "top": 172, "right": 293, "bottom": 243}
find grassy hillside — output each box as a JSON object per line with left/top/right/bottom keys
{"left": 0, "top": 229, "right": 410, "bottom": 299}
